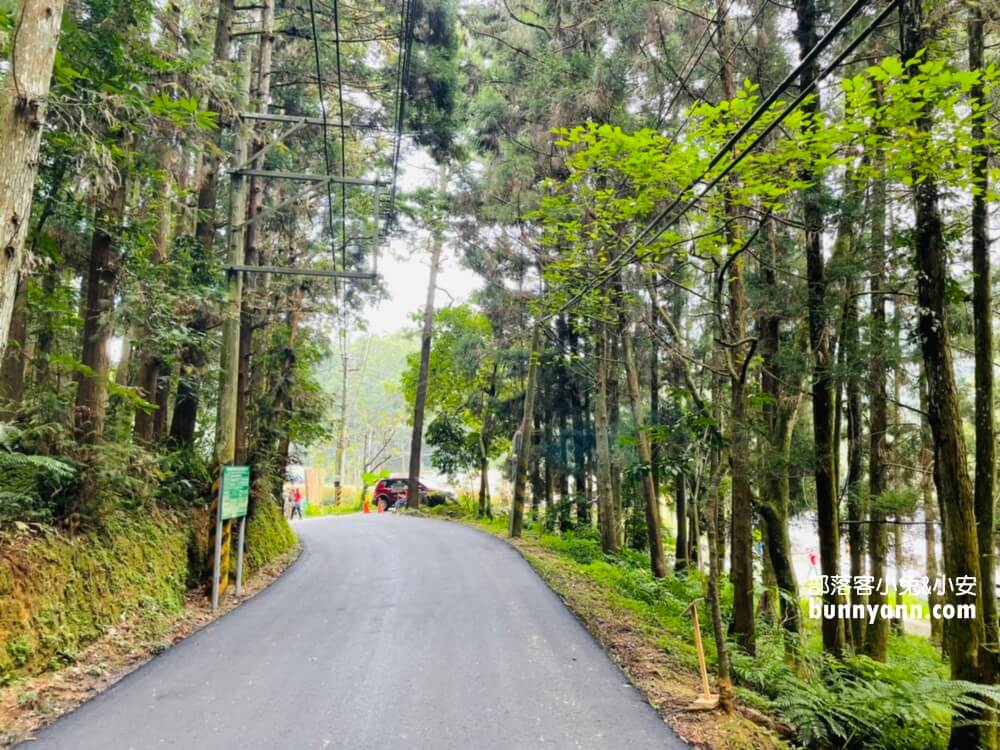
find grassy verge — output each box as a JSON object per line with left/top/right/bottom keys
{"left": 0, "top": 501, "right": 299, "bottom": 746}
{"left": 1, "top": 499, "right": 296, "bottom": 684}
{"left": 424, "top": 507, "right": 780, "bottom": 750}
{"left": 422, "top": 504, "right": 997, "bottom": 750}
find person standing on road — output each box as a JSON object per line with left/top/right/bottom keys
{"left": 290, "top": 487, "right": 303, "bottom": 519}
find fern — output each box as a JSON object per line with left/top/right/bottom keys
{"left": 0, "top": 439, "right": 75, "bottom": 525}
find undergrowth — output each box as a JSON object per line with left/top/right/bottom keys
{"left": 451, "top": 507, "right": 993, "bottom": 750}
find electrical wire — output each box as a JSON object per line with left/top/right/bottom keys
{"left": 331, "top": 0, "right": 348, "bottom": 270}
{"left": 388, "top": 0, "right": 417, "bottom": 224}
{"left": 306, "top": 0, "right": 340, "bottom": 266}
{"left": 549, "top": 0, "right": 897, "bottom": 319}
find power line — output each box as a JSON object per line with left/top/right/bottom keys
{"left": 306, "top": 0, "right": 340, "bottom": 266}
{"left": 388, "top": 0, "right": 417, "bottom": 225}
{"left": 549, "top": 0, "right": 897, "bottom": 319}
{"left": 663, "top": 0, "right": 771, "bottom": 152}
{"left": 331, "top": 0, "right": 348, "bottom": 270}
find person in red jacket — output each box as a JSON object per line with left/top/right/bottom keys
{"left": 290, "top": 487, "right": 303, "bottom": 519}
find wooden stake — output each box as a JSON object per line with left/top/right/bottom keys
{"left": 684, "top": 598, "right": 720, "bottom": 710}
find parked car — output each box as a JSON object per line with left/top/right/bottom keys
{"left": 372, "top": 477, "right": 453, "bottom": 509}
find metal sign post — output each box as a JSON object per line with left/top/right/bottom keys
{"left": 235, "top": 514, "right": 247, "bottom": 597}
{"left": 211, "top": 478, "right": 224, "bottom": 611}
{"left": 212, "top": 465, "right": 251, "bottom": 611}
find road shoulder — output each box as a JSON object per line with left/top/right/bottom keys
{"left": 430, "top": 513, "right": 786, "bottom": 750}
{"left": 0, "top": 543, "right": 301, "bottom": 748}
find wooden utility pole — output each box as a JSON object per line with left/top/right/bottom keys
{"left": 334, "top": 325, "right": 350, "bottom": 503}
{"left": 210, "top": 46, "right": 252, "bottom": 599}
{"left": 0, "top": 0, "right": 66, "bottom": 362}
{"left": 235, "top": 0, "right": 275, "bottom": 466}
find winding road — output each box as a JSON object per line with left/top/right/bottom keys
{"left": 23, "top": 515, "right": 688, "bottom": 749}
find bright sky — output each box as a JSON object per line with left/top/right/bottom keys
{"left": 360, "top": 148, "right": 483, "bottom": 335}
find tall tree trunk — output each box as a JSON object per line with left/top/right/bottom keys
{"left": 169, "top": 318, "right": 206, "bottom": 447}
{"left": 272, "top": 284, "right": 304, "bottom": 496}
{"left": 479, "top": 364, "right": 497, "bottom": 518}
{"left": 557, "top": 408, "right": 572, "bottom": 531}
{"left": 32, "top": 268, "right": 57, "bottom": 388}
{"left": 902, "top": 5, "right": 989, "bottom": 746}
{"left": 594, "top": 318, "right": 618, "bottom": 553}
{"left": 865, "top": 168, "right": 890, "bottom": 660}
{"left": 180, "top": 0, "right": 235, "bottom": 449}
{"left": 920, "top": 371, "right": 942, "bottom": 643}
{"left": 407, "top": 231, "right": 443, "bottom": 509}
{"left": 844, "top": 289, "right": 865, "bottom": 649}
{"left": 835, "top": 162, "right": 865, "bottom": 650}
{"left": 969, "top": 0, "right": 996, "bottom": 683}
{"left": 622, "top": 323, "right": 667, "bottom": 578}
{"left": 758, "top": 218, "right": 803, "bottom": 651}
{"left": 706, "top": 356, "right": 734, "bottom": 712}
{"left": 716, "top": 0, "right": 754, "bottom": 653}
{"left": 333, "top": 326, "right": 350, "bottom": 500}
{"left": 510, "top": 325, "right": 540, "bottom": 538}
{"left": 0, "top": 0, "right": 66, "bottom": 361}
{"left": 572, "top": 395, "right": 589, "bottom": 527}
{"left": 543, "top": 403, "right": 556, "bottom": 525}
{"left": 134, "top": 356, "right": 162, "bottom": 444}
{"left": 134, "top": 144, "right": 175, "bottom": 445}
{"left": 607, "top": 333, "right": 624, "bottom": 547}
{"left": 75, "top": 180, "right": 127, "bottom": 444}
{"left": 0, "top": 276, "right": 28, "bottom": 416}
{"left": 796, "top": 0, "right": 844, "bottom": 656}
{"left": 152, "top": 364, "right": 171, "bottom": 442}
{"left": 675, "top": 472, "right": 689, "bottom": 572}
{"left": 530, "top": 411, "right": 543, "bottom": 521}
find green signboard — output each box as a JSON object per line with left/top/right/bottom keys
{"left": 220, "top": 465, "right": 251, "bottom": 520}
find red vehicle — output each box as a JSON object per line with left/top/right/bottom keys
{"left": 372, "top": 477, "right": 451, "bottom": 509}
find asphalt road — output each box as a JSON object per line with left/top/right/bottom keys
{"left": 24, "top": 514, "right": 688, "bottom": 750}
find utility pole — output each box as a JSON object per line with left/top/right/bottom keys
{"left": 334, "top": 325, "right": 349, "bottom": 504}
{"left": 210, "top": 46, "right": 252, "bottom": 606}
{"left": 235, "top": 0, "right": 275, "bottom": 466}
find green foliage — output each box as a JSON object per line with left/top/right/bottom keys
{"left": 732, "top": 636, "right": 997, "bottom": 750}
{"left": 361, "top": 468, "right": 390, "bottom": 487}
{"left": 242, "top": 496, "right": 296, "bottom": 575}
{"left": 0, "top": 513, "right": 190, "bottom": 680}
{"left": 0, "top": 427, "right": 75, "bottom": 525}
{"left": 400, "top": 304, "right": 512, "bottom": 480}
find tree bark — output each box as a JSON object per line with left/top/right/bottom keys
{"left": 758, "top": 218, "right": 803, "bottom": 651}
{"left": 969, "top": 0, "right": 996, "bottom": 684}
{"left": 675, "top": 472, "right": 688, "bottom": 572}
{"left": 622, "top": 323, "right": 667, "bottom": 578}
{"left": 510, "top": 325, "right": 540, "bottom": 538}
{"left": 902, "top": 5, "right": 989, "bottom": 745}
{"left": 0, "top": 0, "right": 66, "bottom": 362}
{"left": 407, "top": 231, "right": 443, "bottom": 509}
{"left": 0, "top": 275, "right": 29, "bottom": 416}
{"left": 707, "top": 357, "right": 734, "bottom": 712}
{"left": 594, "top": 318, "right": 618, "bottom": 553}
{"left": 864, "top": 166, "right": 890, "bottom": 660}
{"left": 168, "top": 317, "right": 206, "bottom": 447}
{"left": 74, "top": 179, "right": 127, "bottom": 444}
{"left": 920, "top": 372, "right": 943, "bottom": 643}
{"left": 796, "top": 0, "right": 844, "bottom": 656}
